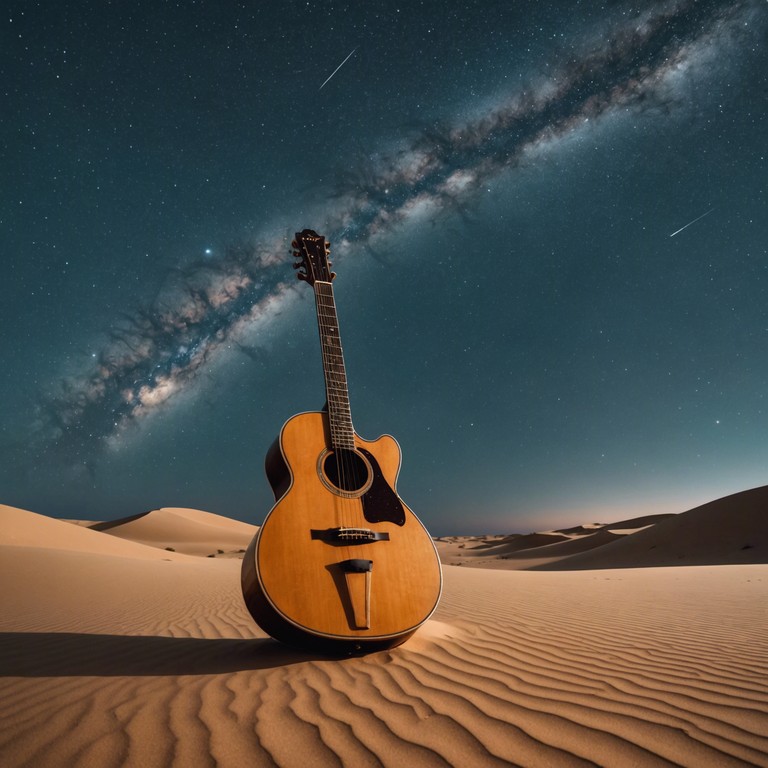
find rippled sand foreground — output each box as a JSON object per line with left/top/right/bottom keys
{"left": 1, "top": 504, "right": 767, "bottom": 767}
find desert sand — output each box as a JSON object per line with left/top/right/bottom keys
{"left": 1, "top": 488, "right": 767, "bottom": 767}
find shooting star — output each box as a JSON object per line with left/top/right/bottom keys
{"left": 319, "top": 47, "right": 357, "bottom": 91}
{"left": 669, "top": 207, "right": 715, "bottom": 238}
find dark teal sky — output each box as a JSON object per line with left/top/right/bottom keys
{"left": 2, "top": 0, "right": 767, "bottom": 534}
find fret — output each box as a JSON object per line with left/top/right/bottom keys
{"left": 314, "top": 281, "right": 354, "bottom": 450}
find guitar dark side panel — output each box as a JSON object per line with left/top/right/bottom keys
{"left": 264, "top": 435, "right": 291, "bottom": 502}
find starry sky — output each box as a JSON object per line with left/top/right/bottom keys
{"left": 2, "top": 0, "right": 767, "bottom": 535}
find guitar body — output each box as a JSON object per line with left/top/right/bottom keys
{"left": 241, "top": 229, "right": 441, "bottom": 654}
{"left": 241, "top": 411, "right": 442, "bottom": 655}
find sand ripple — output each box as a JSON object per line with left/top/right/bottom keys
{"left": 1, "top": 541, "right": 767, "bottom": 766}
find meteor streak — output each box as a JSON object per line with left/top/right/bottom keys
{"left": 669, "top": 208, "right": 715, "bottom": 238}
{"left": 319, "top": 47, "right": 357, "bottom": 90}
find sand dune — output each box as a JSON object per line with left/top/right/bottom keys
{"left": 1, "top": 498, "right": 767, "bottom": 767}
{"left": 538, "top": 485, "right": 768, "bottom": 570}
{"left": 0, "top": 504, "right": 193, "bottom": 561}
{"left": 437, "top": 487, "right": 768, "bottom": 570}
{"left": 599, "top": 513, "right": 676, "bottom": 531}
{"left": 90, "top": 507, "right": 258, "bottom": 557}
{"left": 435, "top": 532, "right": 569, "bottom": 561}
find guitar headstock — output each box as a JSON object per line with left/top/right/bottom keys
{"left": 292, "top": 229, "right": 335, "bottom": 285}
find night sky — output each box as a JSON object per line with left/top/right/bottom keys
{"left": 2, "top": 0, "right": 767, "bottom": 535}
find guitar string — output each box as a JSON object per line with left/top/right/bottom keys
{"left": 327, "top": 280, "right": 358, "bottom": 509}
{"left": 317, "top": 283, "right": 344, "bottom": 533}
{"left": 304, "top": 238, "right": 355, "bottom": 548}
{"left": 326, "top": 280, "right": 363, "bottom": 527}
{"left": 318, "top": 281, "right": 359, "bottom": 502}
{"left": 327, "top": 282, "right": 358, "bottom": 535}
{"left": 303, "top": 229, "right": 368, "bottom": 540}
{"left": 315, "top": 279, "right": 359, "bottom": 533}
{"left": 314, "top": 280, "right": 341, "bottom": 532}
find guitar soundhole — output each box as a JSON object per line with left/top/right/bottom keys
{"left": 323, "top": 449, "right": 371, "bottom": 493}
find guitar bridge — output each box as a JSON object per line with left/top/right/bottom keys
{"left": 311, "top": 527, "right": 390, "bottom": 545}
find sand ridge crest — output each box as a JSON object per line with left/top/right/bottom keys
{"left": 0, "top": 504, "right": 194, "bottom": 561}
{"left": 88, "top": 506, "right": 258, "bottom": 557}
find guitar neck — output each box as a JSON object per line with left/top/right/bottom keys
{"left": 314, "top": 280, "right": 355, "bottom": 450}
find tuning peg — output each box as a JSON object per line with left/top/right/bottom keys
{"left": 291, "top": 240, "right": 298, "bottom": 249}
{"left": 293, "top": 259, "right": 304, "bottom": 269}
{"left": 324, "top": 242, "right": 331, "bottom": 252}
{"left": 297, "top": 271, "right": 308, "bottom": 282}
{"left": 330, "top": 272, "right": 337, "bottom": 281}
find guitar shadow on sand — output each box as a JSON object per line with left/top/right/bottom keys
{"left": 0, "top": 632, "right": 332, "bottom": 677}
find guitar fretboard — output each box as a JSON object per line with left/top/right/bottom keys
{"left": 314, "top": 281, "right": 355, "bottom": 450}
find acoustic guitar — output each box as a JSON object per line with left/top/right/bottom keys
{"left": 241, "top": 229, "right": 442, "bottom": 655}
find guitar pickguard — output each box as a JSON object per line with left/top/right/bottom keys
{"left": 358, "top": 448, "right": 406, "bottom": 526}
